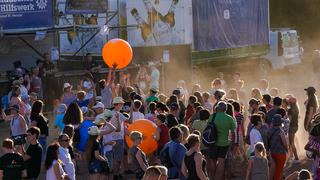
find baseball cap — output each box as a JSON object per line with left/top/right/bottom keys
{"left": 304, "top": 86, "right": 316, "bottom": 94}
{"left": 92, "top": 102, "right": 105, "bottom": 109}
{"left": 63, "top": 83, "right": 72, "bottom": 90}
{"left": 112, "top": 97, "right": 125, "bottom": 104}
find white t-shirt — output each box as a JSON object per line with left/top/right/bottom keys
{"left": 46, "top": 160, "right": 67, "bottom": 180}
{"left": 150, "top": 68, "right": 160, "bottom": 89}
{"left": 58, "top": 147, "right": 75, "bottom": 180}
{"left": 249, "top": 128, "right": 263, "bottom": 153}
{"left": 110, "top": 110, "right": 128, "bottom": 140}
{"left": 132, "top": 111, "right": 144, "bottom": 121}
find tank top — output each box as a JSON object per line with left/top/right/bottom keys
{"left": 269, "top": 127, "right": 287, "bottom": 154}
{"left": 10, "top": 115, "right": 27, "bottom": 136}
{"left": 46, "top": 160, "right": 66, "bottom": 180}
{"left": 130, "top": 146, "right": 148, "bottom": 172}
{"left": 251, "top": 156, "right": 268, "bottom": 180}
{"left": 184, "top": 152, "right": 207, "bottom": 180}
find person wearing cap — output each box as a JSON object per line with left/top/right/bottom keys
{"left": 92, "top": 102, "right": 105, "bottom": 116}
{"left": 268, "top": 114, "right": 288, "bottom": 180}
{"left": 207, "top": 101, "right": 236, "bottom": 180}
{"left": 85, "top": 126, "right": 109, "bottom": 179}
{"left": 75, "top": 91, "right": 90, "bottom": 108}
{"left": 61, "top": 83, "right": 77, "bottom": 107}
{"left": 146, "top": 87, "right": 160, "bottom": 105}
{"left": 80, "top": 73, "right": 96, "bottom": 101}
{"left": 129, "top": 131, "right": 149, "bottom": 179}
{"left": 54, "top": 104, "right": 67, "bottom": 133}
{"left": 304, "top": 86, "right": 319, "bottom": 131}
{"left": 109, "top": 96, "right": 130, "bottom": 179}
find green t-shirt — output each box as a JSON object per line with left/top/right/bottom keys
{"left": 145, "top": 95, "right": 159, "bottom": 103}
{"left": 210, "top": 112, "right": 237, "bottom": 146}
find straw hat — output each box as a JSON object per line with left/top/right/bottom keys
{"left": 94, "top": 114, "right": 106, "bottom": 125}
{"left": 88, "top": 126, "right": 100, "bottom": 136}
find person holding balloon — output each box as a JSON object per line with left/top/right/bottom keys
{"left": 129, "top": 131, "right": 149, "bottom": 180}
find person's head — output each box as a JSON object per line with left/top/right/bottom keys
{"left": 63, "top": 103, "right": 83, "bottom": 125}
{"left": 251, "top": 114, "right": 262, "bottom": 129}
{"left": 259, "top": 79, "right": 269, "bottom": 90}
{"left": 76, "top": 91, "right": 86, "bottom": 100}
{"left": 150, "top": 87, "right": 158, "bottom": 95}
{"left": 31, "top": 100, "right": 44, "bottom": 117}
{"left": 298, "top": 169, "right": 312, "bottom": 180}
{"left": 130, "top": 131, "right": 143, "bottom": 145}
{"left": 158, "top": 93, "right": 168, "bottom": 103}
{"left": 232, "top": 101, "right": 241, "bottom": 113}
{"left": 226, "top": 103, "right": 234, "bottom": 117}
{"left": 233, "top": 72, "right": 241, "bottom": 81}
{"left": 112, "top": 97, "right": 125, "bottom": 111}
{"left": 262, "top": 94, "right": 272, "bottom": 104}
{"left": 202, "top": 92, "right": 210, "bottom": 101}
{"left": 58, "top": 134, "right": 70, "bottom": 148}
{"left": 36, "top": 59, "right": 44, "bottom": 68}
{"left": 99, "top": 79, "right": 106, "bottom": 89}
{"left": 45, "top": 143, "right": 60, "bottom": 170}
{"left": 63, "top": 83, "right": 72, "bottom": 93}
{"left": 257, "top": 111, "right": 266, "bottom": 122}
{"left": 92, "top": 102, "right": 105, "bottom": 114}
{"left": 169, "top": 126, "right": 183, "bottom": 141}
{"left": 216, "top": 101, "right": 227, "bottom": 112}
{"left": 31, "top": 66, "right": 39, "bottom": 76}
{"left": 62, "top": 125, "right": 74, "bottom": 140}
{"left": 235, "top": 80, "right": 244, "bottom": 90}
{"left": 272, "top": 114, "right": 283, "bottom": 127}
{"left": 188, "top": 95, "right": 198, "bottom": 106}
{"left": 168, "top": 95, "right": 178, "bottom": 105}
{"left": 142, "top": 166, "right": 162, "bottom": 180}
{"left": 43, "top": 52, "right": 50, "bottom": 61}
{"left": 191, "top": 84, "right": 201, "bottom": 94}
{"left": 27, "top": 127, "right": 40, "bottom": 142}
{"left": 2, "top": 138, "right": 14, "bottom": 152}
{"left": 11, "top": 85, "right": 20, "bottom": 97}
{"left": 228, "top": 89, "right": 239, "bottom": 101}
{"left": 192, "top": 130, "right": 201, "bottom": 136}
{"left": 177, "top": 124, "right": 190, "bottom": 142}
{"left": 270, "top": 88, "right": 279, "bottom": 97}
{"left": 148, "top": 102, "right": 156, "bottom": 113}
{"left": 276, "top": 107, "right": 286, "bottom": 118}
{"left": 13, "top": 60, "right": 22, "bottom": 69}
{"left": 193, "top": 91, "right": 203, "bottom": 104}
{"left": 304, "top": 86, "right": 316, "bottom": 97}
{"left": 199, "top": 109, "right": 210, "bottom": 121}
{"left": 133, "top": 100, "right": 142, "bottom": 111}
{"left": 177, "top": 80, "right": 186, "bottom": 89}
{"left": 251, "top": 88, "right": 262, "bottom": 100}
{"left": 194, "top": 102, "right": 201, "bottom": 110}
{"left": 214, "top": 89, "right": 225, "bottom": 100}
{"left": 273, "top": 96, "right": 282, "bottom": 107}
{"left": 217, "top": 72, "right": 224, "bottom": 79}
{"left": 156, "top": 113, "right": 166, "bottom": 126}
{"left": 249, "top": 98, "right": 260, "bottom": 111}
{"left": 254, "top": 142, "right": 266, "bottom": 157}
{"left": 156, "top": 102, "right": 169, "bottom": 113}
{"left": 211, "top": 78, "right": 222, "bottom": 89}
{"left": 187, "top": 134, "right": 200, "bottom": 150}
{"left": 169, "top": 102, "right": 179, "bottom": 113}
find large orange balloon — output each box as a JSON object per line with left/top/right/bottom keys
{"left": 125, "top": 119, "right": 158, "bottom": 154}
{"left": 102, "top": 38, "right": 133, "bottom": 69}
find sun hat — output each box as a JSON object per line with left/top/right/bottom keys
{"left": 103, "top": 109, "right": 113, "bottom": 119}
{"left": 94, "top": 114, "right": 106, "bottom": 126}
{"left": 304, "top": 86, "right": 316, "bottom": 94}
{"left": 88, "top": 126, "right": 100, "bottom": 136}
{"left": 112, "top": 97, "right": 125, "bottom": 104}
{"left": 63, "top": 83, "right": 72, "bottom": 90}
{"left": 92, "top": 102, "right": 105, "bottom": 109}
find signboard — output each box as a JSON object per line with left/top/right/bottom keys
{"left": 192, "top": 0, "right": 269, "bottom": 51}
{"left": 126, "top": 0, "right": 193, "bottom": 47}
{"left": 65, "top": 0, "right": 108, "bottom": 14}
{"left": 0, "top": 0, "right": 53, "bottom": 30}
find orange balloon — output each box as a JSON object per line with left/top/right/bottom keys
{"left": 125, "top": 119, "right": 158, "bottom": 154}
{"left": 102, "top": 38, "right": 133, "bottom": 69}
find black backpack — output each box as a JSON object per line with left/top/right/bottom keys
{"left": 202, "top": 113, "right": 218, "bottom": 147}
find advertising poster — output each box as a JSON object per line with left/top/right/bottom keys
{"left": 127, "top": 0, "right": 193, "bottom": 47}
{"left": 65, "top": 0, "right": 108, "bottom": 14}
{"left": 0, "top": 0, "right": 53, "bottom": 30}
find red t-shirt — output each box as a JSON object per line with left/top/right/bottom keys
{"left": 158, "top": 124, "right": 169, "bottom": 149}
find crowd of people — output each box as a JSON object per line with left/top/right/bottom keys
{"left": 0, "top": 56, "right": 320, "bottom": 180}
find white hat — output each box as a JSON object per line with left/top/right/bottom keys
{"left": 112, "top": 97, "right": 125, "bottom": 104}
{"left": 88, "top": 126, "right": 100, "bottom": 136}
{"left": 92, "top": 102, "right": 105, "bottom": 109}
{"left": 57, "top": 104, "right": 67, "bottom": 113}
{"left": 94, "top": 114, "right": 106, "bottom": 125}
{"left": 63, "top": 83, "right": 72, "bottom": 90}
{"left": 103, "top": 109, "right": 113, "bottom": 119}
{"left": 83, "top": 81, "right": 92, "bottom": 89}
{"left": 80, "top": 106, "right": 88, "bottom": 114}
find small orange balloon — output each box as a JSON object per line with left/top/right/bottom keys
{"left": 125, "top": 119, "right": 158, "bottom": 154}
{"left": 102, "top": 38, "right": 133, "bottom": 69}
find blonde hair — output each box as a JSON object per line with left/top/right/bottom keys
{"left": 130, "top": 131, "right": 143, "bottom": 141}
{"left": 254, "top": 142, "right": 266, "bottom": 158}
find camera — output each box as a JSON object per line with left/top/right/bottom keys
{"left": 11, "top": 134, "right": 27, "bottom": 145}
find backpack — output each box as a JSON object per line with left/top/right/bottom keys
{"left": 202, "top": 113, "right": 217, "bottom": 147}
{"left": 160, "top": 146, "right": 174, "bottom": 168}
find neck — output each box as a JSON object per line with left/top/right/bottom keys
{"left": 30, "top": 140, "right": 38, "bottom": 145}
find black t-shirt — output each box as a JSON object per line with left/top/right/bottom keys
{"left": 26, "top": 143, "right": 42, "bottom": 178}
{"left": 166, "top": 114, "right": 179, "bottom": 129}
{"left": 31, "top": 115, "right": 49, "bottom": 136}
{"left": 91, "top": 140, "right": 100, "bottom": 161}
{"left": 0, "top": 153, "right": 26, "bottom": 180}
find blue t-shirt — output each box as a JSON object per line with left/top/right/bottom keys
{"left": 76, "top": 119, "right": 94, "bottom": 152}
{"left": 54, "top": 114, "right": 65, "bottom": 133}
{"left": 75, "top": 99, "right": 90, "bottom": 108}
